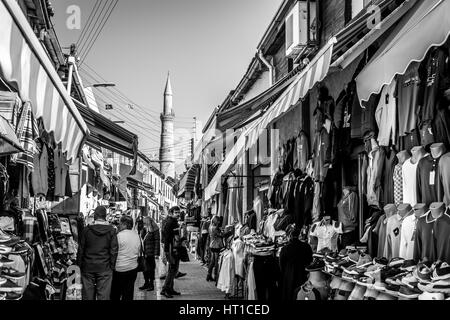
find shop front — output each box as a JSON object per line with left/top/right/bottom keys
{"left": 207, "top": 0, "right": 450, "bottom": 301}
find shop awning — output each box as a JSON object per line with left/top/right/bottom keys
{"left": 177, "top": 164, "right": 199, "bottom": 198}
{"left": 331, "top": 0, "right": 418, "bottom": 70}
{"left": 204, "top": 39, "right": 335, "bottom": 201}
{"left": 356, "top": 0, "right": 450, "bottom": 102}
{"left": 74, "top": 99, "right": 138, "bottom": 159}
{"left": 0, "top": 0, "right": 89, "bottom": 162}
{"left": 0, "top": 115, "right": 24, "bottom": 155}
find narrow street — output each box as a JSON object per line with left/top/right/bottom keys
{"left": 135, "top": 255, "right": 225, "bottom": 300}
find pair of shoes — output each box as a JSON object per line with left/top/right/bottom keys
{"left": 175, "top": 272, "right": 187, "bottom": 279}
{"left": 160, "top": 290, "right": 173, "bottom": 298}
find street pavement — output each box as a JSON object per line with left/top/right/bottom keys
{"left": 134, "top": 254, "right": 225, "bottom": 300}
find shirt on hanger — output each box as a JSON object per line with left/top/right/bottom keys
{"left": 399, "top": 214, "right": 418, "bottom": 260}
{"left": 397, "top": 62, "right": 422, "bottom": 136}
{"left": 384, "top": 213, "right": 407, "bottom": 260}
{"left": 416, "top": 155, "right": 443, "bottom": 205}
{"left": 375, "top": 80, "right": 397, "bottom": 147}
{"left": 309, "top": 220, "right": 343, "bottom": 252}
{"left": 373, "top": 214, "right": 388, "bottom": 259}
{"left": 402, "top": 158, "right": 421, "bottom": 206}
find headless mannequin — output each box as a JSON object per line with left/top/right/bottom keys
{"left": 430, "top": 143, "right": 447, "bottom": 159}
{"left": 397, "top": 204, "right": 413, "bottom": 218}
{"left": 308, "top": 270, "right": 328, "bottom": 287}
{"left": 411, "top": 146, "right": 427, "bottom": 164}
{"left": 396, "top": 151, "right": 410, "bottom": 166}
{"left": 430, "top": 202, "right": 446, "bottom": 220}
{"left": 413, "top": 204, "right": 429, "bottom": 218}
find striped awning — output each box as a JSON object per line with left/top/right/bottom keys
{"left": 178, "top": 164, "right": 199, "bottom": 198}
{"left": 204, "top": 38, "right": 336, "bottom": 201}
{"left": 247, "top": 37, "right": 336, "bottom": 148}
{"left": 0, "top": 0, "right": 89, "bottom": 162}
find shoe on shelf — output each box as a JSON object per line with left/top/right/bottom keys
{"left": 388, "top": 258, "right": 405, "bottom": 268}
{"left": 398, "top": 286, "right": 422, "bottom": 299}
{"left": 175, "top": 272, "right": 187, "bottom": 279}
{"left": 160, "top": 290, "right": 173, "bottom": 299}
{"left": 5, "top": 292, "right": 22, "bottom": 300}
{"left": 0, "top": 279, "right": 23, "bottom": 293}
{"left": 414, "top": 263, "right": 433, "bottom": 284}
{"left": 384, "top": 284, "right": 401, "bottom": 296}
{"left": 432, "top": 262, "right": 450, "bottom": 281}
{"left": 400, "top": 260, "right": 416, "bottom": 272}
{"left": 1, "top": 268, "right": 26, "bottom": 280}
{"left": 0, "top": 255, "right": 14, "bottom": 266}
{"left": 401, "top": 273, "right": 419, "bottom": 288}
{"left": 0, "top": 277, "right": 6, "bottom": 286}
{"left": 0, "top": 245, "right": 12, "bottom": 255}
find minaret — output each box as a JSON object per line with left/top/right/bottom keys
{"left": 159, "top": 73, "right": 175, "bottom": 178}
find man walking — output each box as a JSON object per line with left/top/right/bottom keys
{"left": 78, "top": 206, "right": 118, "bottom": 300}
{"left": 160, "top": 206, "right": 182, "bottom": 298}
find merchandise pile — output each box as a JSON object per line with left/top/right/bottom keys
{"left": 0, "top": 229, "right": 30, "bottom": 300}
{"left": 313, "top": 248, "right": 450, "bottom": 300}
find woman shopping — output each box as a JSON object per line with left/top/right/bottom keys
{"left": 206, "top": 216, "right": 224, "bottom": 282}
{"left": 139, "top": 217, "right": 161, "bottom": 291}
{"left": 111, "top": 215, "right": 141, "bottom": 300}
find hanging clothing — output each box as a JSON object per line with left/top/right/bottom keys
{"left": 296, "top": 131, "right": 310, "bottom": 173}
{"left": 393, "top": 163, "right": 403, "bottom": 206}
{"left": 381, "top": 148, "right": 397, "bottom": 207}
{"left": 416, "top": 155, "right": 443, "bottom": 206}
{"left": 337, "top": 191, "right": 358, "bottom": 234}
{"left": 397, "top": 62, "right": 422, "bottom": 137}
{"left": 309, "top": 220, "right": 343, "bottom": 252}
{"left": 217, "top": 250, "right": 235, "bottom": 294}
{"left": 313, "top": 127, "right": 332, "bottom": 183}
{"left": 366, "top": 145, "right": 383, "bottom": 208}
{"left": 247, "top": 261, "right": 257, "bottom": 300}
{"left": 439, "top": 153, "right": 450, "bottom": 206}
{"left": 253, "top": 197, "right": 263, "bottom": 229}
{"left": 32, "top": 143, "right": 49, "bottom": 197}
{"left": 293, "top": 176, "right": 314, "bottom": 228}
{"left": 263, "top": 213, "right": 278, "bottom": 241}
{"left": 12, "top": 102, "right": 38, "bottom": 171}
{"left": 384, "top": 213, "right": 407, "bottom": 260}
{"left": 232, "top": 240, "right": 245, "bottom": 278}
{"left": 399, "top": 214, "right": 418, "bottom": 260}
{"left": 373, "top": 214, "right": 388, "bottom": 259}
{"left": 375, "top": 81, "right": 397, "bottom": 147}
{"left": 224, "top": 177, "right": 240, "bottom": 226}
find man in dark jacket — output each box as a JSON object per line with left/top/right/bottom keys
{"left": 139, "top": 217, "right": 160, "bottom": 291}
{"left": 160, "top": 206, "right": 181, "bottom": 298}
{"left": 77, "top": 206, "right": 118, "bottom": 300}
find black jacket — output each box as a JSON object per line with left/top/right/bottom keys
{"left": 162, "top": 216, "right": 179, "bottom": 253}
{"left": 77, "top": 224, "right": 118, "bottom": 273}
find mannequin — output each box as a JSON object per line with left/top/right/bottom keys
{"left": 384, "top": 204, "right": 403, "bottom": 260}
{"left": 297, "top": 270, "right": 330, "bottom": 301}
{"left": 417, "top": 144, "right": 444, "bottom": 205}
{"left": 430, "top": 143, "right": 447, "bottom": 160}
{"left": 430, "top": 202, "right": 446, "bottom": 220}
{"left": 430, "top": 202, "right": 450, "bottom": 263}
{"left": 413, "top": 204, "right": 429, "bottom": 218}
{"left": 411, "top": 146, "right": 427, "bottom": 164}
{"left": 399, "top": 204, "right": 416, "bottom": 260}
{"left": 396, "top": 151, "right": 410, "bottom": 165}
{"left": 402, "top": 148, "right": 427, "bottom": 206}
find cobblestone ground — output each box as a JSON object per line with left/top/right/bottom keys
{"left": 134, "top": 254, "right": 225, "bottom": 300}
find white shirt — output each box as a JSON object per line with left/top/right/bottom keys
{"left": 115, "top": 229, "right": 141, "bottom": 272}
{"left": 375, "top": 81, "right": 397, "bottom": 147}
{"left": 310, "top": 220, "right": 343, "bottom": 252}
{"left": 263, "top": 213, "right": 278, "bottom": 241}
{"left": 402, "top": 159, "right": 420, "bottom": 206}
{"left": 399, "top": 214, "right": 418, "bottom": 260}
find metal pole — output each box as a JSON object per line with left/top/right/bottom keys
{"left": 358, "top": 154, "right": 364, "bottom": 239}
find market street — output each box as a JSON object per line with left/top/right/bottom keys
{"left": 135, "top": 254, "right": 225, "bottom": 301}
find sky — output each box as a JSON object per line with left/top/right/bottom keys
{"left": 52, "top": 0, "right": 282, "bottom": 171}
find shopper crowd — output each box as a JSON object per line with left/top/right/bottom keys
{"left": 74, "top": 205, "right": 189, "bottom": 300}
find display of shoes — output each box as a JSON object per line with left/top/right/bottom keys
{"left": 398, "top": 286, "right": 422, "bottom": 299}
{"left": 432, "top": 262, "right": 450, "bottom": 281}
{"left": 0, "top": 255, "right": 14, "bottom": 266}
{"left": 5, "top": 292, "right": 22, "bottom": 300}
{"left": 401, "top": 273, "right": 419, "bottom": 288}
{"left": 388, "top": 258, "right": 405, "bottom": 268}
{"left": 0, "top": 279, "right": 23, "bottom": 293}
{"left": 0, "top": 245, "right": 12, "bottom": 255}
{"left": 306, "top": 259, "right": 325, "bottom": 272}
{"left": 0, "top": 277, "right": 6, "bottom": 286}
{"left": 418, "top": 280, "right": 450, "bottom": 294}
{"left": 384, "top": 284, "right": 401, "bottom": 296}
{"left": 356, "top": 276, "right": 375, "bottom": 288}
{"left": 1, "top": 268, "right": 26, "bottom": 280}
{"left": 400, "top": 260, "right": 417, "bottom": 272}
{"left": 9, "top": 243, "right": 29, "bottom": 255}
{"left": 414, "top": 264, "right": 433, "bottom": 284}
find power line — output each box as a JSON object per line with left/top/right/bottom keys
{"left": 76, "top": 0, "right": 101, "bottom": 48}
{"left": 78, "top": 0, "right": 110, "bottom": 56}
{"left": 80, "top": 0, "right": 119, "bottom": 65}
